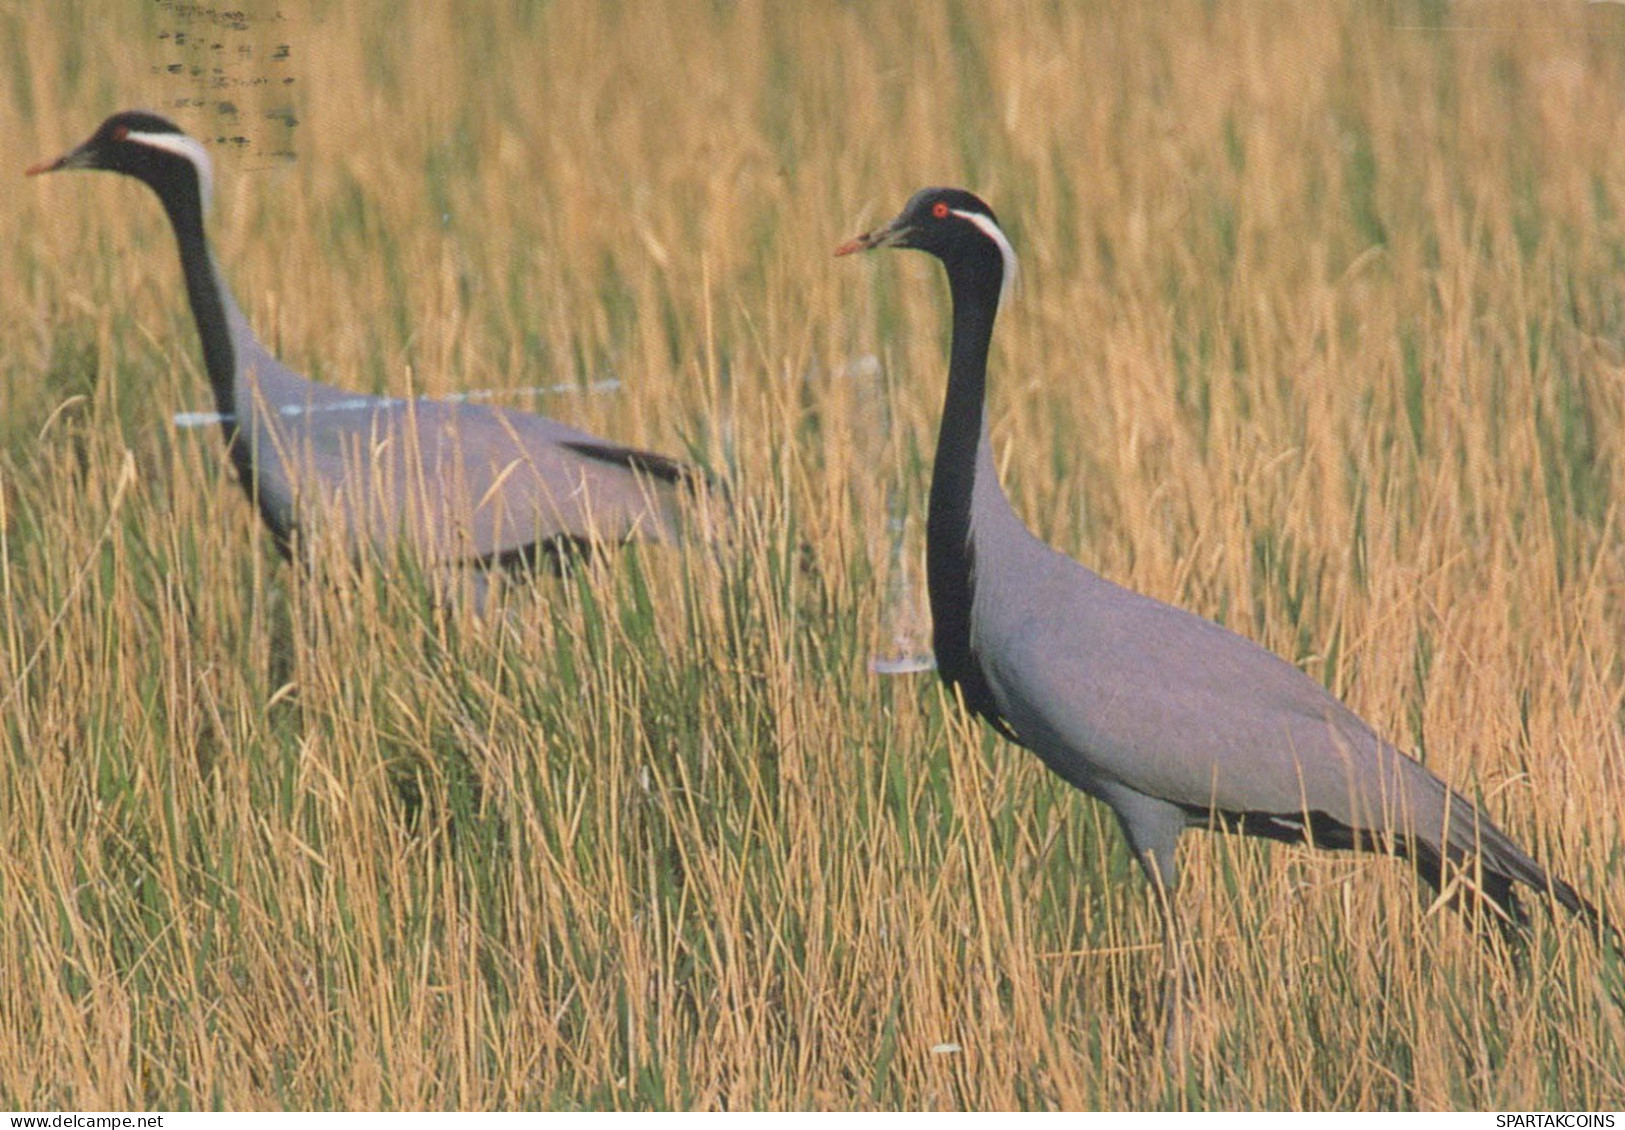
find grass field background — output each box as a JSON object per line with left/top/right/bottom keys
{"left": 3, "top": 0, "right": 1624, "bottom": 1109}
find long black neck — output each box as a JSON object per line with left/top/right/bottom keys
{"left": 927, "top": 244, "right": 1015, "bottom": 735}
{"left": 150, "top": 171, "right": 238, "bottom": 437}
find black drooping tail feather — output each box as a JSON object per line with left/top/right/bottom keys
{"left": 1194, "top": 803, "right": 1618, "bottom": 953}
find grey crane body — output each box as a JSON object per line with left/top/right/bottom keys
{"left": 974, "top": 525, "right": 1483, "bottom": 895}
{"left": 840, "top": 187, "right": 1606, "bottom": 938}
{"left": 30, "top": 111, "right": 702, "bottom": 572}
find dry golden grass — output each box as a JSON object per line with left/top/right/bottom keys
{"left": 3, "top": 0, "right": 1625, "bottom": 1109}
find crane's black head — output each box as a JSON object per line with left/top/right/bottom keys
{"left": 836, "top": 187, "right": 1016, "bottom": 301}
{"left": 27, "top": 111, "right": 214, "bottom": 213}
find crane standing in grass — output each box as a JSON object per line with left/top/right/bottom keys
{"left": 29, "top": 111, "right": 709, "bottom": 583}
{"left": 838, "top": 187, "right": 1613, "bottom": 1034}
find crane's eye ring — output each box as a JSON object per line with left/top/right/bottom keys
{"left": 932, "top": 201, "right": 949, "bottom": 219}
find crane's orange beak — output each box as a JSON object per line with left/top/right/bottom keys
{"left": 25, "top": 143, "right": 86, "bottom": 177}
{"left": 834, "top": 233, "right": 870, "bottom": 257}
{"left": 25, "top": 133, "right": 99, "bottom": 177}
{"left": 835, "top": 216, "right": 909, "bottom": 257}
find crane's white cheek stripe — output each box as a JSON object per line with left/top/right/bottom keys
{"left": 126, "top": 129, "right": 215, "bottom": 211}
{"left": 953, "top": 208, "right": 1019, "bottom": 305}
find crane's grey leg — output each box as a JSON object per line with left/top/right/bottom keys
{"left": 1107, "top": 790, "right": 1193, "bottom": 1066}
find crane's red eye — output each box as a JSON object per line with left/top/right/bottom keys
{"left": 932, "top": 201, "right": 949, "bottom": 219}
{"left": 112, "top": 125, "right": 128, "bottom": 141}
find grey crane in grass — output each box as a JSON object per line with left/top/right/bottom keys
{"left": 28, "top": 111, "right": 707, "bottom": 579}
{"left": 837, "top": 188, "right": 1612, "bottom": 984}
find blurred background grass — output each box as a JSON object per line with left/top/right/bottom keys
{"left": 3, "top": 0, "right": 1625, "bottom": 1109}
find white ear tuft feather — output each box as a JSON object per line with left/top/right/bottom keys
{"left": 953, "top": 208, "right": 1019, "bottom": 305}
{"left": 126, "top": 129, "right": 215, "bottom": 212}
